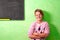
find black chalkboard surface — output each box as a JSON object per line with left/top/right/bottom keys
{"left": 0, "top": 0, "right": 24, "bottom": 20}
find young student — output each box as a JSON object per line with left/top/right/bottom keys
{"left": 28, "top": 9, "right": 50, "bottom": 40}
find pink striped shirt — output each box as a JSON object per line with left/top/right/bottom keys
{"left": 28, "top": 21, "right": 49, "bottom": 40}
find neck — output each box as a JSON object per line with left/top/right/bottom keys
{"left": 36, "top": 20, "right": 43, "bottom": 24}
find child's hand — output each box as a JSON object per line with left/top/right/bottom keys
{"left": 33, "top": 32, "right": 39, "bottom": 36}
{"left": 39, "top": 33, "right": 45, "bottom": 38}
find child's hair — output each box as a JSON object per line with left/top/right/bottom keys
{"left": 34, "top": 9, "right": 44, "bottom": 16}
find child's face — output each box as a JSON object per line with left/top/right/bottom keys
{"left": 35, "top": 11, "right": 43, "bottom": 21}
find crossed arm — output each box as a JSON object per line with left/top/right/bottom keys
{"left": 28, "top": 32, "right": 49, "bottom": 39}
{"left": 28, "top": 22, "right": 49, "bottom": 39}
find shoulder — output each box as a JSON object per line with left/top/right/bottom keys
{"left": 42, "top": 21, "right": 49, "bottom": 28}
{"left": 30, "top": 21, "right": 36, "bottom": 27}
{"left": 43, "top": 21, "right": 49, "bottom": 25}
{"left": 29, "top": 21, "right": 36, "bottom": 28}
{"left": 31, "top": 21, "right": 36, "bottom": 25}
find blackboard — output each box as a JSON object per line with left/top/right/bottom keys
{"left": 0, "top": 0, "right": 24, "bottom": 20}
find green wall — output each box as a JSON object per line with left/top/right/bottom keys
{"left": 0, "top": 0, "right": 60, "bottom": 40}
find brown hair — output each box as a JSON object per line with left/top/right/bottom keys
{"left": 34, "top": 9, "right": 44, "bottom": 16}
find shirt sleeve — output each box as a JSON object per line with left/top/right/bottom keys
{"left": 44, "top": 22, "right": 50, "bottom": 34}
{"left": 28, "top": 22, "right": 35, "bottom": 36}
